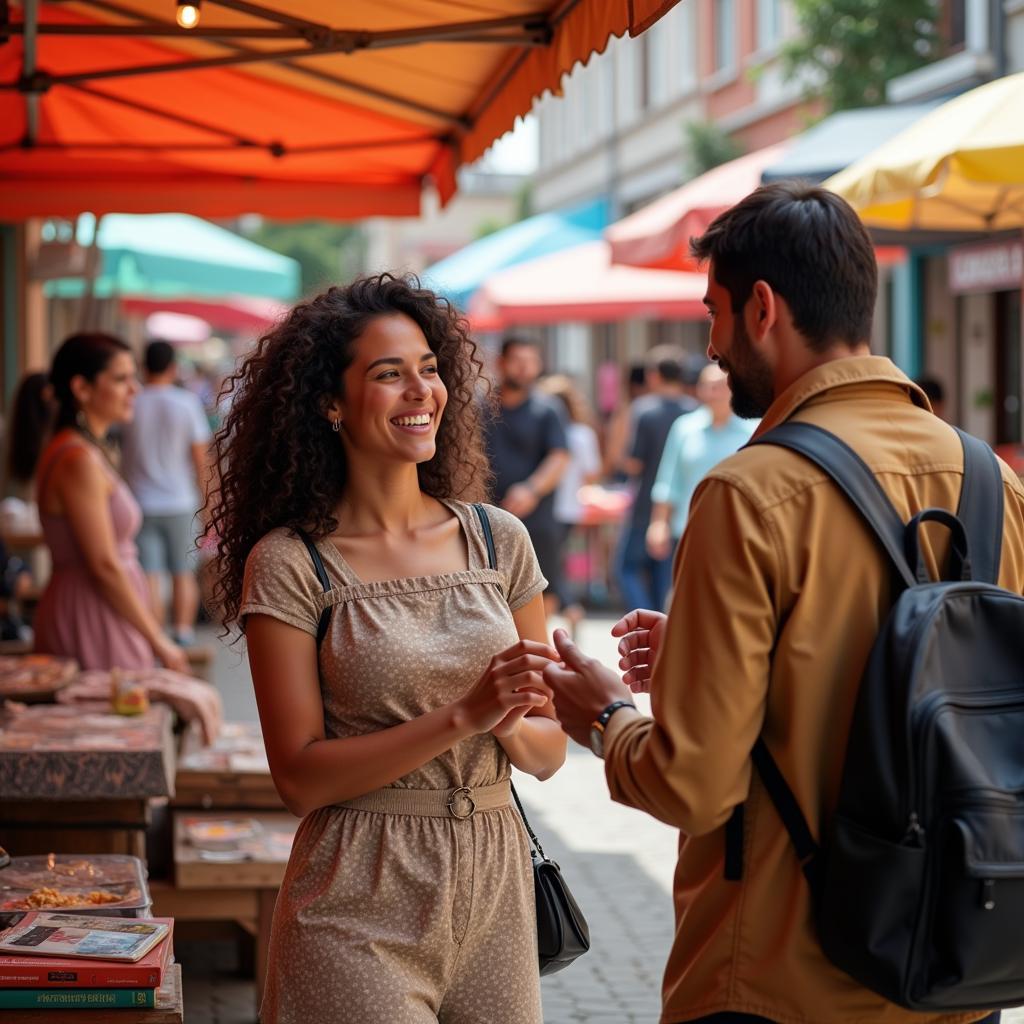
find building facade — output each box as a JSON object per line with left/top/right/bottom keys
{"left": 529, "top": 0, "right": 1024, "bottom": 443}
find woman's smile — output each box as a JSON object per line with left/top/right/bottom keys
{"left": 390, "top": 410, "right": 434, "bottom": 434}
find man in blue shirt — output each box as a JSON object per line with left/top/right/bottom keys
{"left": 646, "top": 362, "right": 755, "bottom": 562}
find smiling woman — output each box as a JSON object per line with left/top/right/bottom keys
{"left": 206, "top": 273, "right": 566, "bottom": 1024}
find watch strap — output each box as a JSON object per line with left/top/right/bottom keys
{"left": 594, "top": 699, "right": 635, "bottom": 733}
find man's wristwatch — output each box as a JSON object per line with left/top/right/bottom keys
{"left": 589, "top": 700, "right": 635, "bottom": 759}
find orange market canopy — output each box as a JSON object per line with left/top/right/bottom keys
{"left": 469, "top": 239, "right": 707, "bottom": 328}
{"left": 0, "top": 0, "right": 679, "bottom": 220}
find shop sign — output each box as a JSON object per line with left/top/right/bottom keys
{"left": 31, "top": 241, "right": 88, "bottom": 281}
{"left": 949, "top": 239, "right": 1024, "bottom": 295}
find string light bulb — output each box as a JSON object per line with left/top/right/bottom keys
{"left": 175, "top": 0, "right": 201, "bottom": 28}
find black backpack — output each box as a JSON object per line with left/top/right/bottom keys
{"left": 729, "top": 420, "right": 1024, "bottom": 1012}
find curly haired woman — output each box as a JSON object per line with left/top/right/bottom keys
{"left": 208, "top": 274, "right": 566, "bottom": 1024}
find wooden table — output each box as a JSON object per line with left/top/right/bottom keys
{"left": 0, "top": 703, "right": 175, "bottom": 858}
{"left": 173, "top": 721, "right": 282, "bottom": 811}
{"left": 0, "top": 964, "right": 182, "bottom": 1023}
{"left": 152, "top": 810, "right": 297, "bottom": 1011}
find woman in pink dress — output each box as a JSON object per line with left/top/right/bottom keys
{"left": 29, "top": 333, "right": 188, "bottom": 673}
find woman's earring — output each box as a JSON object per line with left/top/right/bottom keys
{"left": 331, "top": 419, "right": 340, "bottom": 433}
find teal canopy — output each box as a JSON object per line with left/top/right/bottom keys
{"left": 423, "top": 197, "right": 610, "bottom": 311}
{"left": 46, "top": 213, "right": 300, "bottom": 301}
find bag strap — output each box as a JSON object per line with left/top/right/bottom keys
{"left": 471, "top": 502, "right": 550, "bottom": 863}
{"left": 294, "top": 528, "right": 333, "bottom": 647}
{"left": 953, "top": 427, "right": 1003, "bottom": 585}
{"left": 750, "top": 422, "right": 917, "bottom": 590}
{"left": 472, "top": 502, "right": 498, "bottom": 571}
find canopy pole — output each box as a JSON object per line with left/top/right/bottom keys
{"left": 23, "top": 0, "right": 39, "bottom": 146}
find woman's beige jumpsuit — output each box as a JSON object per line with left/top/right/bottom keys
{"left": 240, "top": 501, "right": 545, "bottom": 1024}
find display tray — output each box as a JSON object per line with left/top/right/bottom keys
{"left": 174, "top": 811, "right": 297, "bottom": 889}
{"left": 0, "top": 702, "right": 174, "bottom": 800}
{"left": 0, "top": 853, "right": 151, "bottom": 930}
{"left": 0, "top": 655, "right": 78, "bottom": 704}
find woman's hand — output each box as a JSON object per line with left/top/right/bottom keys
{"left": 455, "top": 639, "right": 558, "bottom": 735}
{"left": 153, "top": 634, "right": 190, "bottom": 675}
{"left": 611, "top": 609, "right": 667, "bottom": 693}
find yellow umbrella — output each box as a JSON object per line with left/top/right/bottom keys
{"left": 825, "top": 71, "right": 1024, "bottom": 231}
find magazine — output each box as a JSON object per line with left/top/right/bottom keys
{"left": 0, "top": 918, "right": 173, "bottom": 987}
{"left": 0, "top": 913, "right": 169, "bottom": 963}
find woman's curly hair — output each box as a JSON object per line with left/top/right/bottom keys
{"left": 206, "top": 273, "right": 493, "bottom": 632}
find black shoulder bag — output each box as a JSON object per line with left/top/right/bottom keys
{"left": 471, "top": 503, "right": 591, "bottom": 977}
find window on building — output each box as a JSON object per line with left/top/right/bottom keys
{"left": 714, "top": 0, "right": 737, "bottom": 72}
{"left": 947, "top": 0, "right": 966, "bottom": 52}
{"left": 646, "top": 19, "right": 670, "bottom": 108}
{"left": 665, "top": 0, "right": 697, "bottom": 97}
{"left": 756, "top": 0, "right": 782, "bottom": 51}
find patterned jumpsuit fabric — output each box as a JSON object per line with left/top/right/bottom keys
{"left": 240, "top": 501, "right": 546, "bottom": 1024}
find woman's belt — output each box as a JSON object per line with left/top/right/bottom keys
{"left": 337, "top": 779, "right": 511, "bottom": 820}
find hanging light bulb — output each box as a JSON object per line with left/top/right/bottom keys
{"left": 175, "top": 0, "right": 201, "bottom": 28}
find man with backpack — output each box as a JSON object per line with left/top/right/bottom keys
{"left": 543, "top": 181, "right": 1024, "bottom": 1024}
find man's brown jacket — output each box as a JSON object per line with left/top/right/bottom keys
{"left": 604, "top": 356, "right": 1024, "bottom": 1024}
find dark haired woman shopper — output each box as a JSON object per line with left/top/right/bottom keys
{"left": 29, "top": 333, "right": 188, "bottom": 672}
{"left": 208, "top": 274, "right": 566, "bottom": 1024}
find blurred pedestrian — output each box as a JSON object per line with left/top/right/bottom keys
{"left": 603, "top": 361, "right": 647, "bottom": 480}
{"left": 121, "top": 340, "right": 212, "bottom": 646}
{"left": 207, "top": 274, "right": 564, "bottom": 1024}
{"left": 538, "top": 374, "right": 602, "bottom": 626}
{"left": 646, "top": 362, "right": 755, "bottom": 562}
{"left": 483, "top": 336, "right": 570, "bottom": 616}
{"left": 26, "top": 333, "right": 188, "bottom": 672}
{"left": 616, "top": 345, "right": 697, "bottom": 612}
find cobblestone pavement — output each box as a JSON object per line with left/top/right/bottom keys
{"left": 182, "top": 619, "right": 1024, "bottom": 1024}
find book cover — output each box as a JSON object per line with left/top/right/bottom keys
{"left": 0, "top": 913, "right": 169, "bottom": 963}
{"left": 0, "top": 919, "right": 173, "bottom": 988}
{"left": 0, "top": 986, "right": 155, "bottom": 1009}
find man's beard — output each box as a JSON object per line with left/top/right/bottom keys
{"left": 718, "top": 318, "right": 774, "bottom": 419}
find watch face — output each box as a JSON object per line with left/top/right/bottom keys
{"left": 589, "top": 724, "right": 603, "bottom": 758}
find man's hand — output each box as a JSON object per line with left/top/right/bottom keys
{"left": 611, "top": 609, "right": 667, "bottom": 693}
{"left": 502, "top": 482, "right": 539, "bottom": 519}
{"left": 543, "top": 628, "right": 634, "bottom": 748}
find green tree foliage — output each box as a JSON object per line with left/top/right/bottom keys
{"left": 242, "top": 220, "right": 367, "bottom": 294}
{"left": 683, "top": 120, "right": 745, "bottom": 178}
{"left": 782, "top": 0, "right": 942, "bottom": 111}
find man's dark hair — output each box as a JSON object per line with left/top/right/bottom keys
{"left": 645, "top": 345, "right": 685, "bottom": 384}
{"left": 144, "top": 339, "right": 176, "bottom": 375}
{"left": 690, "top": 181, "right": 877, "bottom": 353}
{"left": 500, "top": 335, "right": 541, "bottom": 359}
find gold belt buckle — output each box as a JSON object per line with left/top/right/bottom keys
{"left": 446, "top": 786, "right": 475, "bottom": 819}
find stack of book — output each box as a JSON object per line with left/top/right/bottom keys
{"left": 0, "top": 912, "right": 173, "bottom": 1011}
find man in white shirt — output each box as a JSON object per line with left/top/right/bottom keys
{"left": 121, "top": 341, "right": 212, "bottom": 645}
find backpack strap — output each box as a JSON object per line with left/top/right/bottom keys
{"left": 751, "top": 422, "right": 918, "bottom": 590}
{"left": 293, "top": 528, "right": 333, "bottom": 647}
{"left": 725, "top": 421, "right": 916, "bottom": 883}
{"left": 472, "top": 501, "right": 546, "bottom": 852}
{"left": 953, "top": 427, "right": 1003, "bottom": 585}
{"left": 725, "top": 421, "right": 1005, "bottom": 887}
